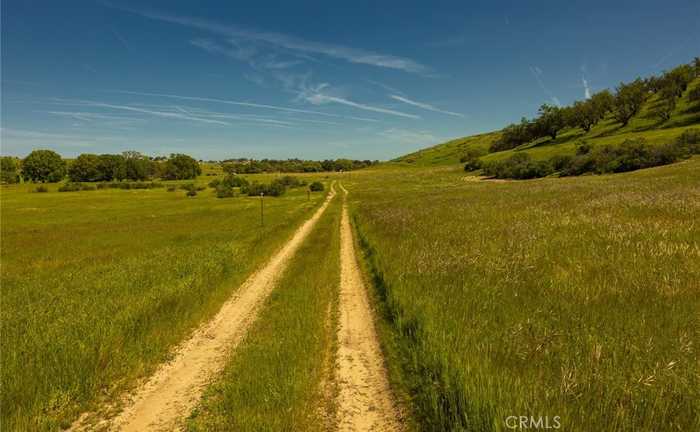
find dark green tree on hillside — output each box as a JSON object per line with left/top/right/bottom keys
{"left": 612, "top": 79, "right": 647, "bottom": 126}
{"left": 162, "top": 154, "right": 201, "bottom": 180}
{"left": 590, "top": 90, "right": 614, "bottom": 119}
{"left": 532, "top": 104, "right": 566, "bottom": 139}
{"left": 1, "top": 157, "right": 21, "bottom": 184}
{"left": 22, "top": 150, "right": 66, "bottom": 182}
{"left": 490, "top": 118, "right": 533, "bottom": 152}
{"left": 68, "top": 154, "right": 102, "bottom": 182}
{"left": 568, "top": 100, "right": 599, "bottom": 132}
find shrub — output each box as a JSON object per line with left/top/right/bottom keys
{"left": 167, "top": 186, "right": 176, "bottom": 192}
{"left": 222, "top": 175, "right": 249, "bottom": 188}
{"left": 550, "top": 154, "right": 573, "bottom": 171}
{"left": 309, "top": 181, "right": 324, "bottom": 192}
{"left": 180, "top": 183, "right": 196, "bottom": 192}
{"left": 575, "top": 140, "right": 592, "bottom": 155}
{"left": 462, "top": 156, "right": 482, "bottom": 172}
{"left": 482, "top": 153, "right": 553, "bottom": 179}
{"left": 276, "top": 175, "right": 302, "bottom": 188}
{"left": 559, "top": 138, "right": 686, "bottom": 177}
{"left": 208, "top": 179, "right": 221, "bottom": 188}
{"left": 58, "top": 183, "right": 84, "bottom": 192}
{"left": 216, "top": 184, "right": 234, "bottom": 198}
{"left": 676, "top": 128, "right": 700, "bottom": 154}
{"left": 186, "top": 189, "right": 197, "bottom": 197}
{"left": 35, "top": 185, "right": 49, "bottom": 193}
{"left": 243, "top": 181, "right": 286, "bottom": 197}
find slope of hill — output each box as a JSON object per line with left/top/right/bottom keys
{"left": 395, "top": 76, "right": 700, "bottom": 166}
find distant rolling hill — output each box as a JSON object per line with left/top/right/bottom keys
{"left": 394, "top": 76, "right": 700, "bottom": 166}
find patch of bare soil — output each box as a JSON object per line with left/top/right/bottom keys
{"left": 334, "top": 183, "right": 402, "bottom": 431}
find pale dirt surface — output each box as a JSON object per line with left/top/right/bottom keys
{"left": 70, "top": 183, "right": 336, "bottom": 432}
{"left": 335, "top": 183, "right": 402, "bottom": 432}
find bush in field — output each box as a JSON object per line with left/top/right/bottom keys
{"left": 558, "top": 138, "right": 685, "bottom": 177}
{"left": 243, "top": 181, "right": 286, "bottom": 197}
{"left": 276, "top": 175, "right": 302, "bottom": 188}
{"left": 1, "top": 157, "right": 20, "bottom": 184}
{"left": 58, "top": 183, "right": 86, "bottom": 192}
{"left": 309, "top": 181, "right": 324, "bottom": 192}
{"left": 167, "top": 186, "right": 176, "bottom": 192}
{"left": 22, "top": 150, "right": 66, "bottom": 182}
{"left": 208, "top": 179, "right": 221, "bottom": 188}
{"left": 549, "top": 154, "right": 573, "bottom": 171}
{"left": 216, "top": 184, "right": 234, "bottom": 198}
{"left": 34, "top": 185, "right": 49, "bottom": 193}
{"left": 162, "top": 154, "right": 202, "bottom": 180}
{"left": 68, "top": 154, "right": 102, "bottom": 182}
{"left": 462, "top": 156, "right": 482, "bottom": 172}
{"left": 482, "top": 153, "right": 553, "bottom": 179}
{"left": 186, "top": 189, "right": 197, "bottom": 197}
{"left": 222, "top": 175, "right": 249, "bottom": 188}
{"left": 676, "top": 128, "right": 700, "bottom": 154}
{"left": 180, "top": 183, "right": 196, "bottom": 192}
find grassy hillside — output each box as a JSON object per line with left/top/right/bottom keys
{"left": 345, "top": 158, "right": 700, "bottom": 431}
{"left": 396, "top": 77, "right": 700, "bottom": 166}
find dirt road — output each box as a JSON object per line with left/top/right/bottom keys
{"left": 335, "top": 183, "right": 402, "bottom": 431}
{"left": 71, "top": 183, "right": 336, "bottom": 432}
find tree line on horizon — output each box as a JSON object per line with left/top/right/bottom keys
{"left": 0, "top": 150, "right": 379, "bottom": 184}
{"left": 220, "top": 158, "right": 379, "bottom": 174}
{"left": 491, "top": 57, "right": 700, "bottom": 152}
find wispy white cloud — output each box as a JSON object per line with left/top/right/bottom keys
{"left": 580, "top": 65, "right": 591, "bottom": 99}
{"left": 529, "top": 66, "right": 561, "bottom": 106}
{"left": 582, "top": 77, "right": 591, "bottom": 99}
{"left": 389, "top": 94, "right": 464, "bottom": 117}
{"left": 304, "top": 90, "right": 420, "bottom": 119}
{"left": 111, "top": 5, "right": 430, "bottom": 74}
{"left": 80, "top": 101, "right": 232, "bottom": 125}
{"left": 0, "top": 127, "right": 122, "bottom": 148}
{"left": 106, "top": 89, "right": 380, "bottom": 122}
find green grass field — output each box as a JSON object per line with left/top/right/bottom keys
{"left": 345, "top": 158, "right": 700, "bottom": 431}
{"left": 0, "top": 178, "right": 329, "bottom": 430}
{"left": 187, "top": 191, "right": 341, "bottom": 431}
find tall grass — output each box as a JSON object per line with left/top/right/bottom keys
{"left": 187, "top": 193, "right": 342, "bottom": 431}
{"left": 348, "top": 159, "right": 700, "bottom": 431}
{"left": 0, "top": 183, "right": 327, "bottom": 430}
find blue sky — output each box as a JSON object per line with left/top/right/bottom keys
{"left": 2, "top": 0, "right": 699, "bottom": 160}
